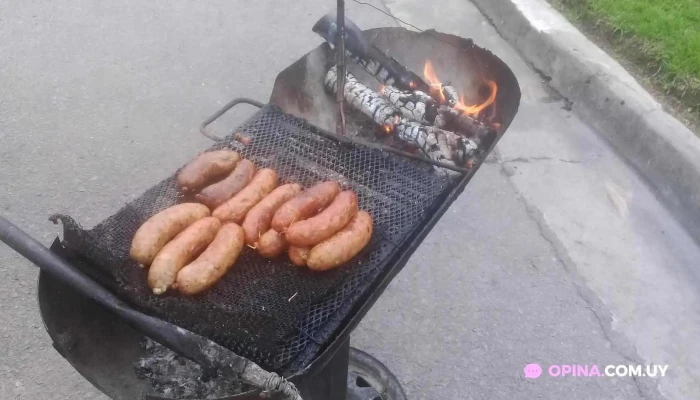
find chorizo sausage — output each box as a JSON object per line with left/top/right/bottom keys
{"left": 196, "top": 159, "right": 256, "bottom": 209}
{"left": 176, "top": 223, "right": 244, "bottom": 295}
{"left": 288, "top": 246, "right": 311, "bottom": 267}
{"left": 285, "top": 191, "right": 358, "bottom": 247}
{"left": 306, "top": 211, "right": 373, "bottom": 271}
{"left": 130, "top": 203, "right": 210, "bottom": 266}
{"left": 177, "top": 150, "right": 241, "bottom": 192}
{"left": 257, "top": 229, "right": 287, "bottom": 259}
{"left": 147, "top": 217, "right": 221, "bottom": 295}
{"left": 271, "top": 181, "right": 340, "bottom": 232}
{"left": 212, "top": 169, "right": 278, "bottom": 223}
{"left": 242, "top": 183, "right": 302, "bottom": 246}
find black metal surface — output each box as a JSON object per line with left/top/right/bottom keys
{"left": 53, "top": 104, "right": 464, "bottom": 373}
{"left": 37, "top": 242, "right": 355, "bottom": 399}
{"left": 0, "top": 217, "right": 274, "bottom": 396}
{"left": 312, "top": 13, "right": 429, "bottom": 93}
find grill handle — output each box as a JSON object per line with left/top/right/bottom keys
{"left": 199, "top": 97, "right": 264, "bottom": 141}
{"left": 0, "top": 215, "right": 303, "bottom": 400}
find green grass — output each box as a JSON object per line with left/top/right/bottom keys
{"left": 551, "top": 0, "right": 700, "bottom": 117}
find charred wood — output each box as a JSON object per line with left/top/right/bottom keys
{"left": 436, "top": 106, "right": 494, "bottom": 140}
{"left": 325, "top": 66, "right": 477, "bottom": 167}
{"left": 324, "top": 65, "right": 402, "bottom": 127}
{"left": 380, "top": 86, "right": 438, "bottom": 124}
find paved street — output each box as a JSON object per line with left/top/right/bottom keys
{"left": 1, "top": 0, "right": 699, "bottom": 399}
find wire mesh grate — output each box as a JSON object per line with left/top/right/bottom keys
{"left": 56, "top": 105, "right": 460, "bottom": 372}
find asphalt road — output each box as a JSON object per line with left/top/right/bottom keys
{"left": 1, "top": 0, "right": 698, "bottom": 399}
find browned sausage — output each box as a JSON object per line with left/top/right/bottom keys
{"left": 196, "top": 159, "right": 256, "bottom": 209}
{"left": 307, "top": 211, "right": 373, "bottom": 271}
{"left": 212, "top": 169, "right": 278, "bottom": 223}
{"left": 288, "top": 246, "right": 311, "bottom": 266}
{"left": 130, "top": 203, "right": 210, "bottom": 266}
{"left": 285, "top": 191, "right": 358, "bottom": 247}
{"left": 257, "top": 229, "right": 287, "bottom": 259}
{"left": 177, "top": 150, "right": 241, "bottom": 192}
{"left": 242, "top": 183, "right": 303, "bottom": 246}
{"left": 176, "top": 223, "right": 244, "bottom": 295}
{"left": 271, "top": 181, "right": 341, "bottom": 232}
{"left": 147, "top": 217, "right": 221, "bottom": 295}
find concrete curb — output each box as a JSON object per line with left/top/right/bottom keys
{"left": 471, "top": 0, "right": 700, "bottom": 241}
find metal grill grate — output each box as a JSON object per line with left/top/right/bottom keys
{"left": 55, "top": 105, "right": 460, "bottom": 372}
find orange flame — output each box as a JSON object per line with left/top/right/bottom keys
{"left": 383, "top": 116, "right": 400, "bottom": 134}
{"left": 454, "top": 80, "right": 498, "bottom": 117}
{"left": 423, "top": 61, "right": 446, "bottom": 104}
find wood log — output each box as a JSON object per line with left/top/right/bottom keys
{"left": 435, "top": 105, "right": 494, "bottom": 140}
{"left": 380, "top": 86, "right": 438, "bottom": 124}
{"left": 324, "top": 65, "right": 402, "bottom": 127}
{"left": 393, "top": 120, "right": 480, "bottom": 166}
{"left": 325, "top": 66, "right": 478, "bottom": 167}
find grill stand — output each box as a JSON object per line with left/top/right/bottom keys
{"left": 39, "top": 239, "right": 405, "bottom": 400}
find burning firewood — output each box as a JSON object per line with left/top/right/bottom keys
{"left": 379, "top": 86, "right": 438, "bottom": 124}
{"left": 325, "top": 66, "right": 479, "bottom": 167}
{"left": 325, "top": 66, "right": 402, "bottom": 128}
{"left": 435, "top": 106, "right": 492, "bottom": 138}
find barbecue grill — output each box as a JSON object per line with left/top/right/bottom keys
{"left": 0, "top": 17, "right": 520, "bottom": 400}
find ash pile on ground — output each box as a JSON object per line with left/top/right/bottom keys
{"left": 134, "top": 337, "right": 251, "bottom": 399}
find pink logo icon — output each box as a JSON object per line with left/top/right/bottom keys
{"left": 524, "top": 363, "right": 543, "bottom": 379}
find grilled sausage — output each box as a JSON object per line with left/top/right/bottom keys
{"left": 257, "top": 229, "right": 287, "bottom": 259}
{"left": 177, "top": 150, "right": 241, "bottom": 192}
{"left": 212, "top": 169, "right": 278, "bottom": 223}
{"left": 130, "top": 203, "right": 210, "bottom": 266}
{"left": 176, "top": 223, "right": 244, "bottom": 295}
{"left": 242, "top": 183, "right": 302, "bottom": 246}
{"left": 147, "top": 217, "right": 221, "bottom": 295}
{"left": 307, "top": 211, "right": 373, "bottom": 271}
{"left": 196, "top": 159, "right": 256, "bottom": 209}
{"left": 286, "top": 191, "right": 358, "bottom": 247}
{"left": 288, "top": 246, "right": 311, "bottom": 266}
{"left": 271, "top": 181, "right": 341, "bottom": 232}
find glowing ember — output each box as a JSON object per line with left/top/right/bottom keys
{"left": 454, "top": 80, "right": 498, "bottom": 117}
{"left": 423, "top": 60, "right": 446, "bottom": 104}
{"left": 383, "top": 116, "right": 400, "bottom": 134}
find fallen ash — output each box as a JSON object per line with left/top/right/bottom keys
{"left": 134, "top": 337, "right": 251, "bottom": 399}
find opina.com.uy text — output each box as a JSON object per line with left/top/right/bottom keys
{"left": 523, "top": 364, "right": 668, "bottom": 379}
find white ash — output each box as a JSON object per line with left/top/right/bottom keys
{"left": 325, "top": 66, "right": 475, "bottom": 167}
{"left": 341, "top": 49, "right": 397, "bottom": 87}
{"left": 325, "top": 65, "right": 402, "bottom": 127}
{"left": 134, "top": 337, "right": 250, "bottom": 399}
{"left": 380, "top": 86, "right": 437, "bottom": 123}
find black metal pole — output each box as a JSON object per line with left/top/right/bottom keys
{"left": 335, "top": 0, "right": 347, "bottom": 136}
